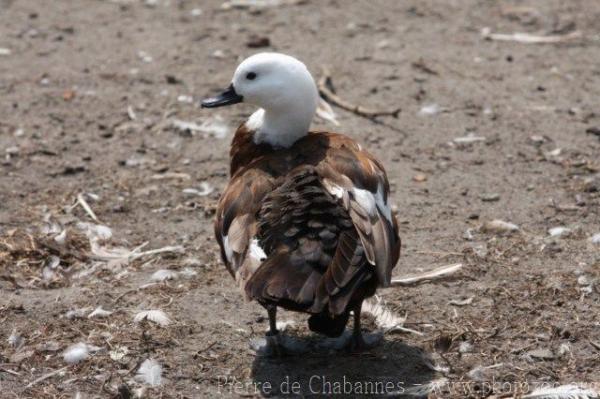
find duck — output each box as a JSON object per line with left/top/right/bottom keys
{"left": 201, "top": 52, "right": 401, "bottom": 352}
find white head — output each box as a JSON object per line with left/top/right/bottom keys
{"left": 202, "top": 53, "right": 319, "bottom": 148}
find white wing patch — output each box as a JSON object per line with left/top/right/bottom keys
{"left": 249, "top": 238, "right": 267, "bottom": 261}
{"left": 375, "top": 184, "right": 392, "bottom": 223}
{"left": 324, "top": 179, "right": 393, "bottom": 225}
{"left": 223, "top": 235, "right": 233, "bottom": 263}
{"left": 352, "top": 187, "right": 377, "bottom": 215}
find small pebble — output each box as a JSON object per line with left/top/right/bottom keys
{"left": 412, "top": 174, "right": 427, "bottom": 182}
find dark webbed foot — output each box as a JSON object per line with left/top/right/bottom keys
{"left": 265, "top": 330, "right": 284, "bottom": 357}
{"left": 346, "top": 330, "right": 383, "bottom": 352}
{"left": 345, "top": 301, "right": 384, "bottom": 352}
{"left": 250, "top": 305, "right": 309, "bottom": 357}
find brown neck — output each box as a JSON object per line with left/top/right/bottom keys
{"left": 229, "top": 124, "right": 273, "bottom": 176}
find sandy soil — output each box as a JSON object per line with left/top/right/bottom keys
{"left": 1, "top": 0, "right": 600, "bottom": 398}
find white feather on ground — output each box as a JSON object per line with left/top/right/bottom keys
{"left": 8, "top": 329, "right": 23, "bottom": 348}
{"left": 136, "top": 358, "right": 162, "bottom": 386}
{"left": 518, "top": 385, "right": 599, "bottom": 399}
{"left": 150, "top": 269, "right": 179, "bottom": 282}
{"left": 88, "top": 306, "right": 113, "bottom": 319}
{"left": 77, "top": 222, "right": 112, "bottom": 241}
{"left": 391, "top": 263, "right": 463, "bottom": 286}
{"left": 548, "top": 227, "right": 571, "bottom": 237}
{"left": 361, "top": 296, "right": 422, "bottom": 335}
{"left": 482, "top": 219, "right": 520, "bottom": 234}
{"left": 182, "top": 182, "right": 214, "bottom": 197}
{"left": 133, "top": 310, "right": 171, "bottom": 327}
{"left": 65, "top": 308, "right": 91, "bottom": 319}
{"left": 63, "top": 343, "right": 101, "bottom": 364}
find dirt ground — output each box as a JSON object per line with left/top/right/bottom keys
{"left": 1, "top": 0, "right": 600, "bottom": 398}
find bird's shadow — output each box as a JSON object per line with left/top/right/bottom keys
{"left": 250, "top": 333, "right": 438, "bottom": 398}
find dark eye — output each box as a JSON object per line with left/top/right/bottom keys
{"left": 246, "top": 72, "right": 257, "bottom": 80}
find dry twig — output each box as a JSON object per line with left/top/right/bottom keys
{"left": 25, "top": 366, "right": 69, "bottom": 389}
{"left": 318, "top": 67, "right": 400, "bottom": 119}
{"left": 390, "top": 263, "right": 463, "bottom": 286}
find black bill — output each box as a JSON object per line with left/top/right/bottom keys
{"left": 201, "top": 84, "right": 243, "bottom": 108}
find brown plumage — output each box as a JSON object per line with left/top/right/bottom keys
{"left": 215, "top": 126, "right": 401, "bottom": 342}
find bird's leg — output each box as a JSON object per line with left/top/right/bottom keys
{"left": 265, "top": 305, "right": 283, "bottom": 356}
{"left": 347, "top": 301, "right": 367, "bottom": 351}
{"left": 266, "top": 305, "right": 278, "bottom": 336}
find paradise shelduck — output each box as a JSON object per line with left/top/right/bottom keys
{"left": 201, "top": 53, "right": 400, "bottom": 352}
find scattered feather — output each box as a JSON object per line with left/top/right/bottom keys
{"left": 8, "top": 329, "right": 24, "bottom": 349}
{"left": 453, "top": 134, "right": 486, "bottom": 144}
{"left": 590, "top": 233, "right": 600, "bottom": 244}
{"left": 90, "top": 240, "right": 183, "bottom": 266}
{"left": 53, "top": 229, "right": 67, "bottom": 245}
{"left": 151, "top": 172, "right": 191, "bottom": 180}
{"left": 459, "top": 341, "right": 473, "bottom": 353}
{"left": 88, "top": 306, "right": 113, "bottom": 319}
{"left": 391, "top": 263, "right": 463, "bottom": 286}
{"left": 549, "top": 227, "right": 571, "bottom": 237}
{"left": 136, "top": 359, "right": 162, "bottom": 386}
{"left": 63, "top": 343, "right": 92, "bottom": 364}
{"left": 546, "top": 148, "right": 562, "bottom": 157}
{"left": 449, "top": 297, "right": 473, "bottom": 306}
{"left": 0, "top": 48, "right": 12, "bottom": 56}
{"left": 558, "top": 342, "right": 571, "bottom": 357}
{"left": 172, "top": 117, "right": 229, "bottom": 138}
{"left": 522, "top": 385, "right": 599, "bottom": 399}
{"left": 134, "top": 310, "right": 171, "bottom": 327}
{"left": 361, "top": 296, "right": 422, "bottom": 335}
{"left": 127, "top": 105, "right": 137, "bottom": 120}
{"left": 138, "top": 50, "right": 153, "bottom": 63}
{"left": 46, "top": 255, "right": 60, "bottom": 269}
{"left": 177, "top": 95, "right": 193, "bottom": 104}
{"left": 178, "top": 267, "right": 198, "bottom": 278}
{"left": 150, "top": 269, "right": 179, "bottom": 282}
{"left": 481, "top": 27, "right": 582, "bottom": 44}
{"left": 172, "top": 119, "right": 203, "bottom": 133}
{"left": 418, "top": 103, "right": 441, "bottom": 116}
{"left": 577, "top": 275, "right": 591, "bottom": 286}
{"left": 482, "top": 219, "right": 520, "bottom": 234}
{"left": 182, "top": 182, "right": 213, "bottom": 197}
{"left": 198, "top": 116, "right": 229, "bottom": 139}
{"left": 65, "top": 308, "right": 91, "bottom": 319}
{"left": 77, "top": 222, "right": 112, "bottom": 241}
{"left": 77, "top": 193, "right": 99, "bottom": 222}
{"left": 129, "top": 245, "right": 184, "bottom": 261}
